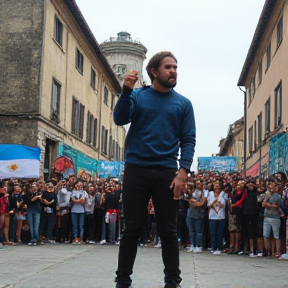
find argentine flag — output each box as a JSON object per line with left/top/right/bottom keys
{"left": 0, "top": 144, "right": 41, "bottom": 179}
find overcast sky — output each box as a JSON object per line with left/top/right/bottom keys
{"left": 76, "top": 0, "right": 264, "bottom": 171}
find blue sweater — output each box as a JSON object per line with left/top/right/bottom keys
{"left": 113, "top": 86, "right": 196, "bottom": 170}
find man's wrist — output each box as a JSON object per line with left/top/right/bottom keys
{"left": 176, "top": 167, "right": 189, "bottom": 181}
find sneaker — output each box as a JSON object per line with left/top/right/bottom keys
{"left": 154, "top": 243, "right": 161, "bottom": 248}
{"left": 249, "top": 252, "right": 257, "bottom": 258}
{"left": 194, "top": 246, "right": 202, "bottom": 253}
{"left": 88, "top": 240, "right": 95, "bottom": 244}
{"left": 49, "top": 240, "right": 56, "bottom": 244}
{"left": 100, "top": 239, "right": 106, "bottom": 245}
{"left": 207, "top": 247, "right": 213, "bottom": 251}
{"left": 187, "top": 246, "right": 194, "bottom": 253}
{"left": 257, "top": 252, "right": 263, "bottom": 257}
{"left": 238, "top": 251, "right": 244, "bottom": 255}
{"left": 28, "top": 242, "right": 33, "bottom": 246}
{"left": 33, "top": 242, "right": 37, "bottom": 246}
{"left": 213, "top": 249, "right": 221, "bottom": 255}
{"left": 116, "top": 241, "right": 120, "bottom": 245}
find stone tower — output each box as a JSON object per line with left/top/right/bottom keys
{"left": 100, "top": 31, "right": 147, "bottom": 88}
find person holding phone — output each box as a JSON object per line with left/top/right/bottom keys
{"left": 113, "top": 51, "right": 196, "bottom": 288}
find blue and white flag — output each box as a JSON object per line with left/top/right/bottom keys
{"left": 0, "top": 144, "right": 41, "bottom": 179}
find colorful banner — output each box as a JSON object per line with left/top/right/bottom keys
{"left": 197, "top": 156, "right": 238, "bottom": 173}
{"left": 268, "top": 132, "right": 288, "bottom": 175}
{"left": 58, "top": 144, "right": 124, "bottom": 179}
{"left": 0, "top": 144, "right": 41, "bottom": 179}
{"left": 247, "top": 162, "right": 260, "bottom": 177}
{"left": 96, "top": 160, "right": 124, "bottom": 179}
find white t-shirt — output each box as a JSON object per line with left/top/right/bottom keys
{"left": 207, "top": 191, "right": 228, "bottom": 220}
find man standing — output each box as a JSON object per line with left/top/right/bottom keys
{"left": 113, "top": 51, "right": 196, "bottom": 288}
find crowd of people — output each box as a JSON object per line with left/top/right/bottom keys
{"left": 0, "top": 171, "right": 288, "bottom": 260}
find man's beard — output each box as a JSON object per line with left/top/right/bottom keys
{"left": 157, "top": 76, "right": 177, "bottom": 88}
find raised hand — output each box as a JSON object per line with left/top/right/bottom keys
{"left": 123, "top": 70, "right": 139, "bottom": 90}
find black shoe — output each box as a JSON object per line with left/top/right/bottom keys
{"left": 115, "top": 283, "right": 131, "bottom": 288}
{"left": 164, "top": 281, "right": 181, "bottom": 288}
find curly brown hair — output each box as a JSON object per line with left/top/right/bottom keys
{"left": 146, "top": 51, "right": 177, "bottom": 83}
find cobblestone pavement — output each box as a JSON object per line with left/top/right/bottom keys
{"left": 0, "top": 244, "right": 288, "bottom": 288}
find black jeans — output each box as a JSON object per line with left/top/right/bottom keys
{"left": 116, "top": 164, "right": 181, "bottom": 285}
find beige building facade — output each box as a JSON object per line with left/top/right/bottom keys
{"left": 238, "top": 0, "right": 288, "bottom": 177}
{"left": 0, "top": 0, "right": 125, "bottom": 179}
{"left": 218, "top": 117, "right": 244, "bottom": 171}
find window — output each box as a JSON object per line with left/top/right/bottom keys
{"left": 258, "top": 113, "right": 262, "bottom": 145}
{"left": 54, "top": 15, "right": 63, "bottom": 47}
{"left": 71, "top": 97, "right": 85, "bottom": 138}
{"left": 93, "top": 118, "right": 97, "bottom": 147}
{"left": 265, "top": 98, "right": 270, "bottom": 133}
{"left": 116, "top": 142, "right": 119, "bottom": 160}
{"left": 104, "top": 86, "right": 108, "bottom": 105}
{"left": 274, "top": 82, "right": 282, "bottom": 128}
{"left": 86, "top": 111, "right": 94, "bottom": 144}
{"left": 51, "top": 78, "right": 61, "bottom": 123}
{"left": 248, "top": 127, "right": 253, "bottom": 155}
{"left": 76, "top": 48, "right": 84, "bottom": 74}
{"left": 254, "top": 121, "right": 257, "bottom": 151}
{"left": 258, "top": 61, "right": 262, "bottom": 85}
{"left": 101, "top": 126, "right": 108, "bottom": 154}
{"left": 251, "top": 75, "right": 256, "bottom": 98}
{"left": 109, "top": 136, "right": 114, "bottom": 158}
{"left": 248, "top": 88, "right": 252, "bottom": 105}
{"left": 111, "top": 95, "right": 115, "bottom": 110}
{"left": 277, "top": 16, "right": 283, "bottom": 45}
{"left": 91, "top": 68, "right": 96, "bottom": 90}
{"left": 266, "top": 42, "right": 271, "bottom": 70}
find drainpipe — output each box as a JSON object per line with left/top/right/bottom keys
{"left": 239, "top": 86, "right": 247, "bottom": 177}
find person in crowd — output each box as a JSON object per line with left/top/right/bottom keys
{"left": 14, "top": 184, "right": 27, "bottom": 244}
{"left": 177, "top": 191, "right": 189, "bottom": 247}
{"left": 207, "top": 179, "right": 228, "bottom": 255}
{"left": 41, "top": 181, "right": 57, "bottom": 244}
{"left": 70, "top": 180, "right": 87, "bottom": 244}
{"left": 24, "top": 182, "right": 42, "bottom": 245}
{"left": 186, "top": 179, "right": 207, "bottom": 253}
{"left": 94, "top": 185, "right": 103, "bottom": 242}
{"left": 241, "top": 178, "right": 259, "bottom": 257}
{"left": 146, "top": 198, "right": 156, "bottom": 244}
{"left": 100, "top": 189, "right": 108, "bottom": 245}
{"left": 4, "top": 181, "right": 16, "bottom": 245}
{"left": 227, "top": 179, "right": 246, "bottom": 255}
{"left": 56, "top": 179, "right": 71, "bottom": 243}
{"left": 0, "top": 181, "right": 8, "bottom": 247}
{"left": 262, "top": 177, "right": 283, "bottom": 258}
{"left": 84, "top": 184, "right": 96, "bottom": 244}
{"left": 105, "top": 184, "right": 121, "bottom": 244}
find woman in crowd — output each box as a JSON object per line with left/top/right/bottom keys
{"left": 84, "top": 184, "right": 96, "bottom": 244}
{"left": 0, "top": 181, "right": 8, "bottom": 248}
{"left": 41, "top": 181, "right": 57, "bottom": 244}
{"left": 227, "top": 179, "right": 246, "bottom": 255}
{"left": 70, "top": 181, "right": 87, "bottom": 244}
{"left": 207, "top": 179, "right": 228, "bottom": 254}
{"left": 186, "top": 179, "right": 207, "bottom": 253}
{"left": 14, "top": 184, "right": 27, "bottom": 244}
